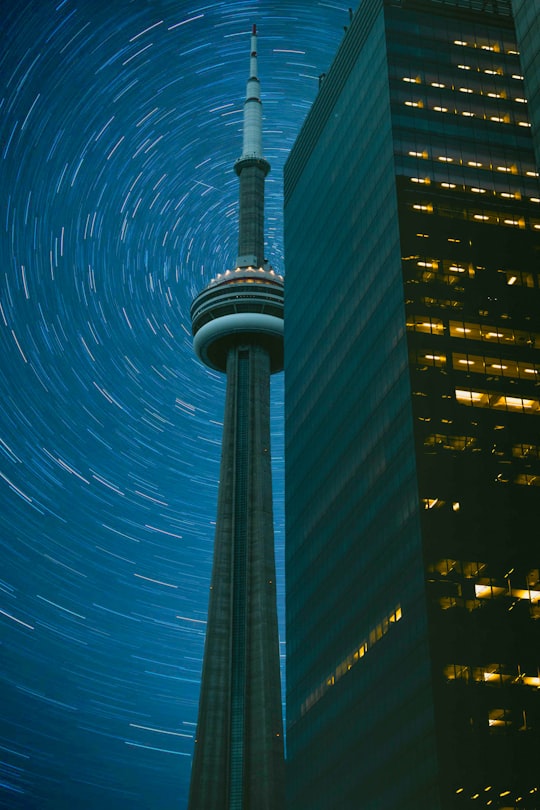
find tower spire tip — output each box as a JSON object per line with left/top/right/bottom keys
{"left": 252, "top": 23, "right": 257, "bottom": 35}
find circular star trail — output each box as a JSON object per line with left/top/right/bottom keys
{"left": 0, "top": 2, "right": 345, "bottom": 807}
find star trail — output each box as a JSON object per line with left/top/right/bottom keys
{"left": 0, "top": 1, "right": 345, "bottom": 807}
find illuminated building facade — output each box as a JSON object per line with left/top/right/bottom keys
{"left": 284, "top": 1, "right": 540, "bottom": 807}
{"left": 189, "top": 27, "right": 284, "bottom": 810}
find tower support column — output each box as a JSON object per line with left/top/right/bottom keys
{"left": 188, "top": 344, "right": 284, "bottom": 810}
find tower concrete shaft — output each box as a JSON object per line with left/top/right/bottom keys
{"left": 188, "top": 345, "right": 284, "bottom": 810}
{"left": 188, "top": 24, "right": 285, "bottom": 810}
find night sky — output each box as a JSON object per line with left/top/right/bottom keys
{"left": 0, "top": 2, "right": 345, "bottom": 807}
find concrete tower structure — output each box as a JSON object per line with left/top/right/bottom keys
{"left": 188, "top": 26, "right": 285, "bottom": 810}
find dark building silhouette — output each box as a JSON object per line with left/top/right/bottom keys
{"left": 284, "top": 1, "right": 540, "bottom": 808}
{"left": 189, "top": 26, "right": 284, "bottom": 810}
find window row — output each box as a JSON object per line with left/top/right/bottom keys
{"left": 406, "top": 317, "right": 540, "bottom": 348}
{"left": 403, "top": 147, "right": 538, "bottom": 180}
{"left": 401, "top": 97, "right": 530, "bottom": 129}
{"left": 409, "top": 199, "right": 540, "bottom": 230}
{"left": 423, "top": 434, "right": 540, "bottom": 460}
{"left": 405, "top": 173, "right": 540, "bottom": 205}
{"left": 300, "top": 604, "right": 402, "bottom": 717}
{"left": 402, "top": 73, "right": 526, "bottom": 102}
{"left": 414, "top": 350, "right": 540, "bottom": 380}
{"left": 455, "top": 388, "right": 540, "bottom": 413}
{"left": 445, "top": 663, "right": 540, "bottom": 689}
{"left": 407, "top": 267, "right": 540, "bottom": 291}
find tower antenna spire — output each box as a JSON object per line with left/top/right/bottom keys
{"left": 234, "top": 23, "right": 270, "bottom": 268}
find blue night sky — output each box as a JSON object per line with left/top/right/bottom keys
{"left": 0, "top": 1, "right": 346, "bottom": 807}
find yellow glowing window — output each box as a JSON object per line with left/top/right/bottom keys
{"left": 515, "top": 97, "right": 527, "bottom": 103}
{"left": 403, "top": 76, "right": 420, "bottom": 83}
{"left": 407, "top": 317, "right": 444, "bottom": 334}
{"left": 431, "top": 81, "right": 446, "bottom": 88}
{"left": 484, "top": 328, "right": 508, "bottom": 340}
{"left": 531, "top": 197, "right": 540, "bottom": 203}
{"left": 484, "top": 68, "right": 502, "bottom": 75}
{"left": 411, "top": 177, "right": 430, "bottom": 184}
{"left": 438, "top": 156, "right": 453, "bottom": 162}
{"left": 473, "top": 214, "right": 489, "bottom": 220}
{"left": 512, "top": 443, "right": 540, "bottom": 458}
{"left": 412, "top": 203, "right": 433, "bottom": 212}
{"left": 456, "top": 389, "right": 485, "bottom": 404}
{"left": 459, "top": 87, "right": 473, "bottom": 93}
{"left": 476, "top": 582, "right": 507, "bottom": 599}
{"left": 457, "top": 64, "right": 471, "bottom": 70}
{"left": 526, "top": 171, "right": 539, "bottom": 178}
{"left": 454, "top": 40, "right": 468, "bottom": 46}
{"left": 461, "top": 111, "right": 475, "bottom": 117}
{"left": 512, "top": 73, "right": 524, "bottom": 80}
{"left": 470, "top": 187, "right": 486, "bottom": 193}
{"left": 408, "top": 150, "right": 427, "bottom": 158}
{"left": 405, "top": 100, "right": 423, "bottom": 108}
{"left": 518, "top": 121, "right": 532, "bottom": 127}
{"left": 441, "top": 182, "right": 456, "bottom": 189}
{"left": 515, "top": 474, "right": 540, "bottom": 487}
{"left": 433, "top": 106, "right": 448, "bottom": 112}
{"left": 422, "top": 497, "right": 445, "bottom": 509}
{"left": 468, "top": 160, "right": 482, "bottom": 167}
{"left": 489, "top": 709, "right": 512, "bottom": 728}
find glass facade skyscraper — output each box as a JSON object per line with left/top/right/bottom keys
{"left": 284, "top": 1, "right": 540, "bottom": 807}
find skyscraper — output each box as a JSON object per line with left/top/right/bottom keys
{"left": 189, "top": 26, "right": 285, "bottom": 810}
{"left": 284, "top": 1, "right": 540, "bottom": 808}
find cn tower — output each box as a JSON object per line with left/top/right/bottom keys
{"left": 188, "top": 25, "right": 285, "bottom": 810}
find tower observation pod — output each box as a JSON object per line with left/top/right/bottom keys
{"left": 188, "top": 25, "right": 285, "bottom": 810}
